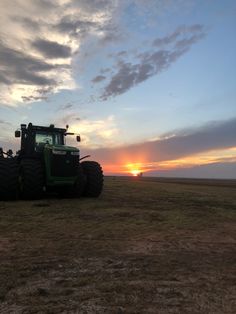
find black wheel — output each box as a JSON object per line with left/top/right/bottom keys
{"left": 81, "top": 161, "right": 103, "bottom": 197}
{"left": 0, "top": 158, "right": 18, "bottom": 200}
{"left": 58, "top": 164, "right": 85, "bottom": 198}
{"left": 73, "top": 163, "right": 86, "bottom": 197}
{"left": 20, "top": 159, "right": 44, "bottom": 200}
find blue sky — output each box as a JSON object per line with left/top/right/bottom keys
{"left": 0, "top": 0, "right": 236, "bottom": 177}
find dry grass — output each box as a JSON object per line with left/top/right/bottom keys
{"left": 0, "top": 177, "right": 236, "bottom": 313}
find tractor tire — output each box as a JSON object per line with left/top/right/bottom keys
{"left": 81, "top": 161, "right": 103, "bottom": 197}
{"left": 72, "top": 163, "right": 86, "bottom": 197}
{"left": 0, "top": 158, "right": 18, "bottom": 200}
{"left": 59, "top": 164, "right": 85, "bottom": 198}
{"left": 20, "top": 159, "right": 44, "bottom": 200}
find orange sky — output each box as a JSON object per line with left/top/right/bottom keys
{"left": 102, "top": 146, "right": 236, "bottom": 175}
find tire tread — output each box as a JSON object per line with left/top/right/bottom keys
{"left": 81, "top": 161, "right": 103, "bottom": 197}
{"left": 0, "top": 158, "right": 18, "bottom": 200}
{"left": 20, "top": 159, "right": 44, "bottom": 200}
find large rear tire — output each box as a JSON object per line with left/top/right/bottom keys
{"left": 20, "top": 159, "right": 44, "bottom": 200}
{"left": 0, "top": 158, "right": 18, "bottom": 200}
{"left": 81, "top": 161, "right": 103, "bottom": 197}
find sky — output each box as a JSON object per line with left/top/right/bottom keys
{"left": 0, "top": 0, "right": 236, "bottom": 178}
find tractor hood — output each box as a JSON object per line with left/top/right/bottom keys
{"left": 45, "top": 144, "right": 80, "bottom": 155}
{"left": 46, "top": 144, "right": 79, "bottom": 152}
{"left": 43, "top": 144, "right": 80, "bottom": 185}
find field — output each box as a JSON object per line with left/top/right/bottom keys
{"left": 0, "top": 177, "right": 236, "bottom": 313}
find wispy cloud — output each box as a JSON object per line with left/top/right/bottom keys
{"left": 92, "top": 24, "right": 206, "bottom": 99}
{"left": 91, "top": 75, "right": 106, "bottom": 83}
{"left": 32, "top": 39, "right": 72, "bottom": 59}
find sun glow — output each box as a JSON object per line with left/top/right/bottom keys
{"left": 130, "top": 169, "right": 141, "bottom": 176}
{"left": 125, "top": 163, "right": 144, "bottom": 176}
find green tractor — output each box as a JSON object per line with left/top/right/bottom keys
{"left": 0, "top": 123, "right": 103, "bottom": 200}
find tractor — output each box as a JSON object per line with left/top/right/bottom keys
{"left": 0, "top": 123, "right": 103, "bottom": 200}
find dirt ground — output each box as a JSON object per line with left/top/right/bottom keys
{"left": 0, "top": 177, "right": 235, "bottom": 313}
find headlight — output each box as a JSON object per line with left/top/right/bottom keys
{"left": 71, "top": 151, "right": 80, "bottom": 156}
{"left": 52, "top": 150, "right": 66, "bottom": 155}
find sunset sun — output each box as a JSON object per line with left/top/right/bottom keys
{"left": 130, "top": 169, "right": 141, "bottom": 176}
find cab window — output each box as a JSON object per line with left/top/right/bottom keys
{"left": 54, "top": 133, "right": 63, "bottom": 145}
{"left": 35, "top": 133, "right": 53, "bottom": 145}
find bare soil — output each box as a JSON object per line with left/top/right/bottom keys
{"left": 0, "top": 177, "right": 235, "bottom": 313}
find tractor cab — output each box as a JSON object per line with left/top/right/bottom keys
{"left": 15, "top": 123, "right": 80, "bottom": 156}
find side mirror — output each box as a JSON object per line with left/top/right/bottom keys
{"left": 15, "top": 130, "right": 21, "bottom": 138}
{"left": 76, "top": 135, "right": 81, "bottom": 142}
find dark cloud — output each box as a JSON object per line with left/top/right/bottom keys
{"left": 0, "top": 41, "right": 57, "bottom": 87}
{"left": 55, "top": 17, "right": 97, "bottom": 38}
{"left": 153, "top": 30, "right": 181, "bottom": 47}
{"left": 0, "top": 40, "right": 74, "bottom": 102}
{"left": 59, "top": 103, "right": 74, "bottom": 110}
{"left": 21, "top": 86, "right": 55, "bottom": 102}
{"left": 98, "top": 24, "right": 206, "bottom": 99}
{"left": 83, "top": 118, "right": 236, "bottom": 164}
{"left": 175, "top": 33, "right": 205, "bottom": 50}
{"left": 32, "top": 39, "right": 72, "bottom": 59}
{"left": 32, "top": 0, "right": 56, "bottom": 11}
{"left": 0, "top": 0, "right": 121, "bottom": 103}
{"left": 0, "top": 73, "right": 11, "bottom": 85}
{"left": 12, "top": 16, "right": 41, "bottom": 31}
{"left": 100, "top": 68, "right": 111, "bottom": 74}
{"left": 153, "top": 24, "right": 204, "bottom": 47}
{"left": 21, "top": 95, "right": 47, "bottom": 102}
{"left": 92, "top": 75, "right": 106, "bottom": 83}
{"left": 55, "top": 15, "right": 123, "bottom": 45}
{"left": 117, "top": 50, "right": 127, "bottom": 57}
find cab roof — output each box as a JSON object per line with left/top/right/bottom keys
{"left": 21, "top": 123, "right": 67, "bottom": 134}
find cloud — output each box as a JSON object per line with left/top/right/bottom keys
{"left": 74, "top": 115, "right": 119, "bottom": 148}
{"left": 153, "top": 24, "right": 204, "bottom": 47}
{"left": 32, "top": 39, "right": 72, "bottom": 59}
{"left": 0, "top": 41, "right": 56, "bottom": 85}
{"left": 0, "top": 41, "right": 68, "bottom": 103}
{"left": 98, "top": 24, "right": 206, "bottom": 99}
{"left": 55, "top": 113, "right": 119, "bottom": 148}
{"left": 0, "top": 0, "right": 118, "bottom": 105}
{"left": 59, "top": 103, "right": 74, "bottom": 111}
{"left": 83, "top": 118, "right": 236, "bottom": 165}
{"left": 54, "top": 16, "right": 98, "bottom": 38}
{"left": 92, "top": 75, "right": 106, "bottom": 83}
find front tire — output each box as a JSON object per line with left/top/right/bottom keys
{"left": 81, "top": 161, "right": 103, "bottom": 197}
{"left": 73, "top": 163, "right": 86, "bottom": 197}
{"left": 0, "top": 158, "right": 18, "bottom": 200}
{"left": 59, "top": 164, "right": 85, "bottom": 198}
{"left": 20, "top": 159, "right": 44, "bottom": 200}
